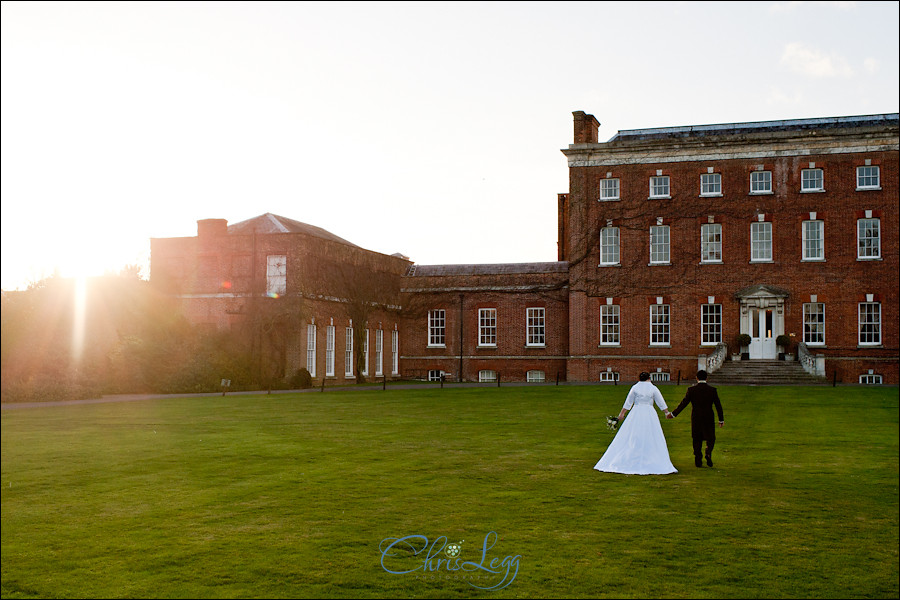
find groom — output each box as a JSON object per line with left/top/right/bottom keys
{"left": 667, "top": 370, "right": 724, "bottom": 467}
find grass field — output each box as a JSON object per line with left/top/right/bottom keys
{"left": 2, "top": 385, "right": 898, "bottom": 599}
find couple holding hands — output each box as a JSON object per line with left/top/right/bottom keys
{"left": 595, "top": 370, "right": 725, "bottom": 475}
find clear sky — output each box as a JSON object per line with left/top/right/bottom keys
{"left": 2, "top": 1, "right": 898, "bottom": 290}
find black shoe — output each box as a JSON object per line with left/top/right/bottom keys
{"left": 695, "top": 458, "right": 703, "bottom": 468}
{"left": 706, "top": 455, "right": 713, "bottom": 467}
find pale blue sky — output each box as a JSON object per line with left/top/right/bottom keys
{"left": 2, "top": 1, "right": 898, "bottom": 290}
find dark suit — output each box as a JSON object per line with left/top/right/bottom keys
{"left": 672, "top": 382, "right": 724, "bottom": 463}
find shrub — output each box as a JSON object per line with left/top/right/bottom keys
{"left": 290, "top": 368, "right": 313, "bottom": 389}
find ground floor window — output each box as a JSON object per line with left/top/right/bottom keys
{"left": 599, "top": 371, "right": 619, "bottom": 382}
{"left": 526, "top": 370, "right": 545, "bottom": 382}
{"left": 650, "top": 372, "right": 670, "bottom": 382}
{"left": 859, "top": 373, "right": 882, "bottom": 385}
{"left": 479, "top": 370, "right": 498, "bottom": 383}
{"left": 428, "top": 370, "right": 444, "bottom": 382}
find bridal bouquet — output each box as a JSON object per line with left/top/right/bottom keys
{"left": 606, "top": 416, "right": 619, "bottom": 431}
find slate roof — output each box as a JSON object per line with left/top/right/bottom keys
{"left": 227, "top": 213, "right": 358, "bottom": 247}
{"left": 608, "top": 113, "right": 899, "bottom": 143}
{"left": 406, "top": 262, "right": 569, "bottom": 277}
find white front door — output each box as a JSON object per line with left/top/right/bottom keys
{"left": 749, "top": 308, "right": 776, "bottom": 359}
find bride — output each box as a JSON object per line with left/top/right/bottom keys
{"left": 594, "top": 372, "right": 677, "bottom": 475}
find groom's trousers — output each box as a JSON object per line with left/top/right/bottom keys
{"left": 692, "top": 436, "right": 715, "bottom": 459}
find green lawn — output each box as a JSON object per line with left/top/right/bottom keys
{"left": 2, "top": 385, "right": 898, "bottom": 599}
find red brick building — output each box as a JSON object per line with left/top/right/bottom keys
{"left": 150, "top": 111, "right": 899, "bottom": 385}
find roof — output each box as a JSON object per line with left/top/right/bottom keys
{"left": 608, "top": 113, "right": 900, "bottom": 143}
{"left": 226, "top": 213, "right": 358, "bottom": 247}
{"left": 406, "top": 262, "right": 569, "bottom": 277}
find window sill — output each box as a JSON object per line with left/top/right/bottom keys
{"left": 801, "top": 258, "right": 826, "bottom": 263}
{"left": 857, "top": 257, "right": 882, "bottom": 261}
{"left": 648, "top": 196, "right": 671, "bottom": 200}
{"left": 749, "top": 191, "right": 773, "bottom": 196}
{"left": 598, "top": 197, "right": 621, "bottom": 202}
{"left": 649, "top": 344, "right": 672, "bottom": 349}
{"left": 599, "top": 344, "right": 621, "bottom": 348}
{"left": 800, "top": 189, "right": 825, "bottom": 193}
{"left": 856, "top": 186, "right": 881, "bottom": 191}
{"left": 648, "top": 262, "right": 672, "bottom": 267}
{"left": 750, "top": 259, "right": 774, "bottom": 264}
{"left": 525, "top": 344, "right": 546, "bottom": 349}
{"left": 699, "top": 193, "right": 723, "bottom": 198}
{"left": 477, "top": 345, "right": 497, "bottom": 349}
{"left": 857, "top": 344, "right": 883, "bottom": 349}
{"left": 427, "top": 344, "right": 447, "bottom": 349}
{"left": 700, "top": 260, "right": 723, "bottom": 265}
{"left": 598, "top": 263, "right": 621, "bottom": 268}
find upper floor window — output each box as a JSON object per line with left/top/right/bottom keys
{"left": 478, "top": 308, "right": 497, "bottom": 347}
{"left": 856, "top": 165, "right": 880, "bottom": 190}
{"left": 600, "top": 304, "right": 620, "bottom": 346}
{"left": 650, "top": 175, "right": 670, "bottom": 199}
{"left": 266, "top": 254, "right": 287, "bottom": 296}
{"left": 857, "top": 218, "right": 881, "bottom": 259}
{"left": 649, "top": 225, "right": 670, "bottom": 264}
{"left": 526, "top": 307, "right": 546, "bottom": 347}
{"left": 750, "top": 170, "right": 772, "bottom": 194}
{"left": 701, "top": 223, "right": 722, "bottom": 263}
{"left": 599, "top": 226, "right": 620, "bottom": 266}
{"left": 802, "top": 220, "right": 824, "bottom": 261}
{"left": 701, "top": 303, "right": 722, "bottom": 346}
{"left": 650, "top": 303, "right": 670, "bottom": 346}
{"left": 858, "top": 302, "right": 881, "bottom": 346}
{"left": 801, "top": 168, "right": 824, "bottom": 192}
{"left": 428, "top": 310, "right": 446, "bottom": 347}
{"left": 700, "top": 173, "right": 721, "bottom": 196}
{"left": 600, "top": 178, "right": 620, "bottom": 201}
{"left": 803, "top": 303, "right": 825, "bottom": 346}
{"left": 750, "top": 222, "right": 772, "bottom": 262}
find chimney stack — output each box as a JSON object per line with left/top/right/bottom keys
{"left": 197, "top": 219, "right": 228, "bottom": 238}
{"left": 573, "top": 111, "right": 600, "bottom": 144}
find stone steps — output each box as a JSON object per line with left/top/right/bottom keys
{"left": 710, "top": 359, "right": 827, "bottom": 385}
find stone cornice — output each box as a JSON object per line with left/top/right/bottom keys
{"left": 562, "top": 129, "right": 900, "bottom": 167}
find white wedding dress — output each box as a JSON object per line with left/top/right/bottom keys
{"left": 594, "top": 381, "right": 677, "bottom": 475}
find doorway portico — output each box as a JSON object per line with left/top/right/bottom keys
{"left": 736, "top": 285, "right": 789, "bottom": 360}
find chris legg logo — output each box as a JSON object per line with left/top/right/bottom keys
{"left": 379, "top": 531, "right": 520, "bottom": 590}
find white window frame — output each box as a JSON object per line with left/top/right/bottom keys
{"left": 428, "top": 310, "right": 446, "bottom": 347}
{"left": 599, "top": 227, "right": 620, "bottom": 266}
{"left": 802, "top": 220, "right": 824, "bottom": 261}
{"left": 856, "top": 165, "right": 880, "bottom": 190}
{"left": 391, "top": 329, "right": 399, "bottom": 376}
{"left": 599, "top": 304, "right": 620, "bottom": 346}
{"left": 857, "top": 218, "right": 881, "bottom": 259}
{"left": 650, "top": 304, "right": 670, "bottom": 346}
{"left": 345, "top": 327, "right": 354, "bottom": 377}
{"left": 526, "top": 307, "right": 546, "bottom": 347}
{"left": 649, "top": 175, "right": 670, "bottom": 199}
{"left": 325, "top": 325, "right": 335, "bottom": 377}
{"left": 801, "top": 168, "right": 824, "bottom": 192}
{"left": 803, "top": 303, "right": 825, "bottom": 346}
{"left": 600, "top": 178, "right": 620, "bottom": 201}
{"left": 526, "top": 370, "right": 545, "bottom": 383}
{"left": 478, "top": 370, "right": 498, "bottom": 383}
{"left": 362, "top": 329, "right": 370, "bottom": 376}
{"left": 266, "top": 254, "right": 287, "bottom": 296}
{"left": 649, "top": 225, "right": 670, "bottom": 265}
{"left": 306, "top": 324, "right": 316, "bottom": 378}
{"left": 599, "top": 371, "right": 620, "bottom": 382}
{"left": 375, "top": 329, "right": 383, "bottom": 376}
{"left": 750, "top": 170, "right": 772, "bottom": 194}
{"left": 428, "top": 370, "right": 444, "bottom": 382}
{"left": 701, "top": 304, "right": 722, "bottom": 346}
{"left": 478, "top": 308, "right": 497, "bottom": 347}
{"left": 859, "top": 373, "right": 883, "bottom": 385}
{"left": 650, "top": 372, "right": 670, "bottom": 382}
{"left": 700, "top": 223, "right": 722, "bottom": 263}
{"left": 858, "top": 302, "right": 881, "bottom": 346}
{"left": 750, "top": 222, "right": 773, "bottom": 262}
{"left": 700, "top": 173, "right": 722, "bottom": 196}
